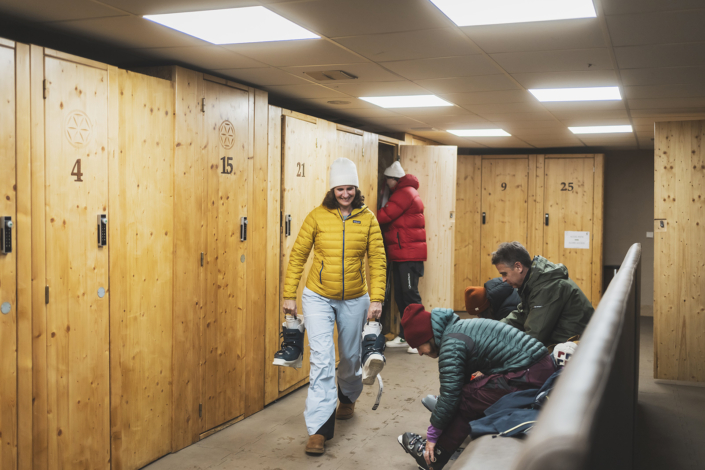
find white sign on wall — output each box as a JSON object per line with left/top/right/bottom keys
{"left": 565, "top": 231, "right": 590, "bottom": 249}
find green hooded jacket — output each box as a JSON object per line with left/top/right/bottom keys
{"left": 500, "top": 256, "right": 594, "bottom": 346}
{"left": 430, "top": 308, "right": 547, "bottom": 430}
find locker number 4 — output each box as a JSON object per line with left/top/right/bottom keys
{"left": 71, "top": 159, "right": 84, "bottom": 182}
{"left": 296, "top": 162, "right": 306, "bottom": 177}
{"left": 220, "top": 156, "right": 234, "bottom": 175}
{"left": 560, "top": 182, "right": 574, "bottom": 191}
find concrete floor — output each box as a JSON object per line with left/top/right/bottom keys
{"left": 144, "top": 317, "right": 705, "bottom": 470}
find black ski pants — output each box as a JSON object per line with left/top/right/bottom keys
{"left": 392, "top": 261, "right": 424, "bottom": 339}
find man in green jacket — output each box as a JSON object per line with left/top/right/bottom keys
{"left": 493, "top": 241, "right": 594, "bottom": 346}
{"left": 397, "top": 305, "right": 556, "bottom": 470}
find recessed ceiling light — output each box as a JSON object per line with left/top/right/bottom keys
{"left": 447, "top": 129, "right": 511, "bottom": 137}
{"left": 569, "top": 125, "right": 633, "bottom": 134}
{"left": 430, "top": 0, "right": 596, "bottom": 26}
{"left": 529, "top": 87, "right": 621, "bottom": 102}
{"left": 144, "top": 7, "right": 319, "bottom": 45}
{"left": 359, "top": 95, "right": 453, "bottom": 108}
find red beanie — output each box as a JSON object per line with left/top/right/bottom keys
{"left": 401, "top": 304, "right": 434, "bottom": 349}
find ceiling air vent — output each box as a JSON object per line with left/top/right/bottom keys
{"left": 304, "top": 70, "right": 358, "bottom": 81}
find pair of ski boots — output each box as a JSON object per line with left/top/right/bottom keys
{"left": 272, "top": 317, "right": 386, "bottom": 387}
{"left": 398, "top": 432, "right": 451, "bottom": 470}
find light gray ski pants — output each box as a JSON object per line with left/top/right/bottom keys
{"left": 302, "top": 287, "right": 370, "bottom": 436}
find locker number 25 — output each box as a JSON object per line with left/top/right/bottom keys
{"left": 560, "top": 182, "right": 575, "bottom": 191}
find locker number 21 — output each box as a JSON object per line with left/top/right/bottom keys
{"left": 297, "top": 162, "right": 306, "bottom": 177}
{"left": 560, "top": 182, "right": 574, "bottom": 191}
{"left": 71, "top": 159, "right": 84, "bottom": 182}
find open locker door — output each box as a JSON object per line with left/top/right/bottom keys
{"left": 399, "top": 145, "right": 457, "bottom": 311}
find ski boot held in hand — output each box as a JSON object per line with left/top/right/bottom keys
{"left": 272, "top": 315, "right": 305, "bottom": 369}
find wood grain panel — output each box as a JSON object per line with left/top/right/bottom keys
{"left": 171, "top": 67, "right": 204, "bottom": 451}
{"left": 0, "top": 42, "right": 18, "bottom": 470}
{"left": 202, "top": 81, "right": 249, "bottom": 430}
{"left": 591, "top": 154, "right": 604, "bottom": 305}
{"left": 110, "top": 70, "right": 174, "bottom": 470}
{"left": 400, "top": 146, "right": 457, "bottom": 310}
{"left": 543, "top": 157, "right": 595, "bottom": 303}
{"left": 480, "top": 157, "right": 529, "bottom": 284}
{"left": 453, "top": 155, "right": 482, "bottom": 310}
{"left": 526, "top": 155, "right": 544, "bottom": 258}
{"left": 44, "top": 55, "right": 110, "bottom": 470}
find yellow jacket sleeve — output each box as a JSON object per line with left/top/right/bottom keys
{"left": 366, "top": 215, "right": 387, "bottom": 303}
{"left": 283, "top": 211, "right": 316, "bottom": 300}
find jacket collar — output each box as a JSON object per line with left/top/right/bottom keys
{"left": 323, "top": 204, "right": 368, "bottom": 219}
{"left": 430, "top": 308, "right": 459, "bottom": 346}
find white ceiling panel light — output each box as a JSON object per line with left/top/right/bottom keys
{"left": 359, "top": 95, "right": 453, "bottom": 108}
{"left": 430, "top": 0, "right": 596, "bottom": 27}
{"left": 569, "top": 125, "right": 633, "bottom": 134}
{"left": 448, "top": 129, "right": 511, "bottom": 137}
{"left": 144, "top": 7, "right": 319, "bottom": 45}
{"left": 529, "top": 86, "right": 622, "bottom": 102}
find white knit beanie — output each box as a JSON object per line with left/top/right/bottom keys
{"left": 384, "top": 161, "right": 405, "bottom": 179}
{"left": 329, "top": 157, "right": 359, "bottom": 189}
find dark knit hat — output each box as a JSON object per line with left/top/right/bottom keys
{"left": 401, "top": 304, "right": 434, "bottom": 349}
{"left": 464, "top": 286, "right": 490, "bottom": 315}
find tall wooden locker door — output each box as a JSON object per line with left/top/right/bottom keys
{"left": 480, "top": 157, "right": 529, "bottom": 283}
{"left": 400, "top": 145, "right": 457, "bottom": 310}
{"left": 44, "top": 55, "right": 110, "bottom": 470}
{"left": 279, "top": 115, "right": 325, "bottom": 393}
{"left": 202, "top": 80, "right": 249, "bottom": 431}
{"left": 0, "top": 41, "right": 18, "bottom": 470}
{"left": 543, "top": 157, "right": 596, "bottom": 303}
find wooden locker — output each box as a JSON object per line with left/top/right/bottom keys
{"left": 202, "top": 79, "right": 249, "bottom": 432}
{"left": 480, "top": 157, "right": 530, "bottom": 284}
{"left": 400, "top": 145, "right": 457, "bottom": 310}
{"left": 0, "top": 38, "right": 19, "bottom": 470}
{"left": 42, "top": 51, "right": 112, "bottom": 470}
{"left": 453, "top": 155, "right": 481, "bottom": 310}
{"left": 109, "top": 70, "right": 175, "bottom": 470}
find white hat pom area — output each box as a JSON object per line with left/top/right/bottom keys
{"left": 383, "top": 161, "right": 405, "bottom": 179}
{"left": 329, "top": 157, "right": 360, "bottom": 189}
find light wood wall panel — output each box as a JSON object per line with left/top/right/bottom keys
{"left": 654, "top": 120, "right": 705, "bottom": 382}
{"left": 454, "top": 155, "right": 482, "bottom": 310}
{"left": 110, "top": 70, "right": 174, "bottom": 470}
{"left": 0, "top": 41, "right": 18, "bottom": 470}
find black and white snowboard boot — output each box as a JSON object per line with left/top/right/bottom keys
{"left": 361, "top": 321, "right": 386, "bottom": 385}
{"left": 398, "top": 432, "right": 451, "bottom": 470}
{"left": 272, "top": 316, "right": 304, "bottom": 368}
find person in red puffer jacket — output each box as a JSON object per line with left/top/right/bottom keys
{"left": 378, "top": 161, "right": 427, "bottom": 354}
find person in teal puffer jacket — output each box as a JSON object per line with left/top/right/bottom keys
{"left": 397, "top": 305, "right": 556, "bottom": 470}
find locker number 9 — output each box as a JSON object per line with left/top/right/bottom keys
{"left": 501, "top": 182, "right": 507, "bottom": 191}
{"left": 560, "top": 182, "right": 574, "bottom": 191}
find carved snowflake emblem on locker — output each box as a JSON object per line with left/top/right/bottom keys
{"left": 64, "top": 110, "right": 93, "bottom": 148}
{"left": 219, "top": 120, "right": 235, "bottom": 149}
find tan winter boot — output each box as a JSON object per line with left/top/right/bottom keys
{"left": 336, "top": 402, "right": 355, "bottom": 420}
{"left": 305, "top": 434, "right": 326, "bottom": 454}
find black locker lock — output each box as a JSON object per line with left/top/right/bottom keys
{"left": 1, "top": 217, "right": 12, "bottom": 254}
{"left": 240, "top": 217, "right": 248, "bottom": 241}
{"left": 545, "top": 213, "right": 550, "bottom": 226}
{"left": 285, "top": 214, "right": 292, "bottom": 237}
{"left": 97, "top": 214, "right": 107, "bottom": 247}
{"left": 482, "top": 212, "right": 486, "bottom": 225}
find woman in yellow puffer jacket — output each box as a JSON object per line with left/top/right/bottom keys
{"left": 282, "top": 157, "right": 386, "bottom": 455}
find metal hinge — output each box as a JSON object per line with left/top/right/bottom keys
{"left": 201, "top": 252, "right": 204, "bottom": 267}
{"left": 201, "top": 98, "right": 205, "bottom": 113}
{"left": 45, "top": 286, "right": 49, "bottom": 304}
{"left": 199, "top": 403, "right": 202, "bottom": 418}
{"left": 43, "top": 79, "right": 47, "bottom": 99}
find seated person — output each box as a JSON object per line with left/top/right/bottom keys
{"left": 397, "top": 304, "right": 556, "bottom": 470}
{"left": 492, "top": 241, "right": 594, "bottom": 346}
{"left": 464, "top": 277, "right": 520, "bottom": 320}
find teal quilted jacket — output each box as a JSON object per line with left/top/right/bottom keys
{"left": 430, "top": 308, "right": 548, "bottom": 429}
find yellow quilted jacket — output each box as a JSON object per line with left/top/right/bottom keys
{"left": 284, "top": 204, "right": 387, "bottom": 303}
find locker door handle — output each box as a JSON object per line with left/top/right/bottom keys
{"left": 482, "top": 212, "right": 486, "bottom": 225}
{"left": 1, "top": 217, "right": 12, "bottom": 254}
{"left": 285, "top": 215, "right": 292, "bottom": 237}
{"left": 545, "top": 213, "right": 549, "bottom": 226}
{"left": 97, "top": 214, "right": 107, "bottom": 247}
{"left": 240, "top": 217, "right": 248, "bottom": 241}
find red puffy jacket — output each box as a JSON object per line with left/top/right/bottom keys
{"left": 377, "top": 174, "right": 427, "bottom": 262}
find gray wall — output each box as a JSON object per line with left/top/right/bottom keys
{"left": 603, "top": 150, "right": 654, "bottom": 315}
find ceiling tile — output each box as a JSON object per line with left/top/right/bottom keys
{"left": 380, "top": 55, "right": 500, "bottom": 80}
{"left": 438, "top": 90, "right": 534, "bottom": 105}
{"left": 324, "top": 80, "right": 428, "bottom": 97}
{"left": 360, "top": 115, "right": 428, "bottom": 126}
{"left": 602, "top": 0, "right": 705, "bottom": 16}
{"left": 394, "top": 106, "right": 474, "bottom": 118}
{"left": 511, "top": 70, "right": 618, "bottom": 88}
{"left": 288, "top": 97, "right": 390, "bottom": 110}
{"left": 325, "top": 106, "right": 402, "bottom": 118}
{"left": 540, "top": 101, "right": 627, "bottom": 113}
{"left": 491, "top": 120, "right": 566, "bottom": 130}
{"left": 627, "top": 97, "right": 705, "bottom": 109}
{"left": 416, "top": 114, "right": 490, "bottom": 127}
{"left": 520, "top": 138, "right": 586, "bottom": 148}
{"left": 282, "top": 63, "right": 401, "bottom": 82}
{"left": 333, "top": 28, "right": 481, "bottom": 62}
{"left": 558, "top": 117, "right": 631, "bottom": 127}
{"left": 225, "top": 39, "right": 366, "bottom": 67}
{"left": 490, "top": 48, "right": 613, "bottom": 74}
{"left": 0, "top": 0, "right": 125, "bottom": 22}
{"left": 269, "top": 0, "right": 452, "bottom": 38}
{"left": 214, "top": 67, "right": 311, "bottom": 86}
{"left": 480, "top": 112, "right": 558, "bottom": 122}
{"left": 463, "top": 101, "right": 547, "bottom": 115}
{"left": 137, "top": 46, "right": 267, "bottom": 70}
{"left": 606, "top": 10, "right": 705, "bottom": 47}
{"left": 621, "top": 66, "right": 705, "bottom": 87}
{"left": 263, "top": 83, "right": 347, "bottom": 99}
{"left": 615, "top": 43, "right": 705, "bottom": 69}
{"left": 551, "top": 108, "right": 629, "bottom": 121}
{"left": 48, "top": 15, "right": 207, "bottom": 48}
{"left": 630, "top": 109, "right": 705, "bottom": 118}
{"left": 416, "top": 75, "right": 519, "bottom": 94}
{"left": 475, "top": 137, "right": 536, "bottom": 148}
{"left": 511, "top": 128, "right": 576, "bottom": 138}
{"left": 624, "top": 83, "right": 705, "bottom": 99}
{"left": 90, "top": 0, "right": 261, "bottom": 15}
{"left": 462, "top": 18, "right": 605, "bottom": 53}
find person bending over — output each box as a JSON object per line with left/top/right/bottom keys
{"left": 397, "top": 304, "right": 556, "bottom": 470}
{"left": 493, "top": 241, "right": 594, "bottom": 346}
